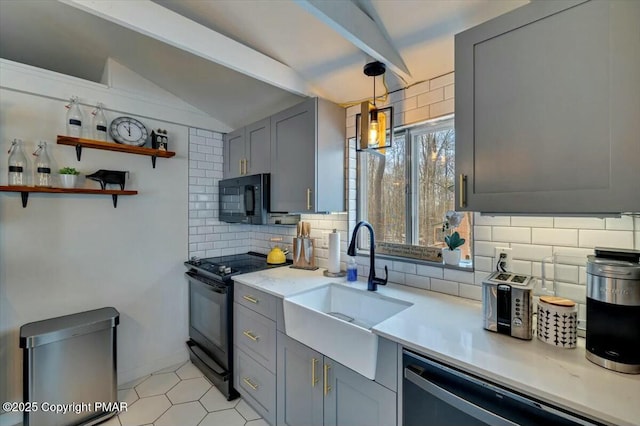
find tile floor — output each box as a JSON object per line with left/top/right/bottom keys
{"left": 102, "top": 361, "right": 267, "bottom": 426}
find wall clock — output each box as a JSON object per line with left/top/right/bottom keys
{"left": 110, "top": 116, "right": 148, "bottom": 146}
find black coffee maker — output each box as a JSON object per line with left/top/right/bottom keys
{"left": 586, "top": 247, "right": 640, "bottom": 374}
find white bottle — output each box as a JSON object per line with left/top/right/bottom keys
{"left": 33, "top": 141, "right": 53, "bottom": 187}
{"left": 66, "top": 96, "right": 83, "bottom": 138}
{"left": 7, "top": 138, "right": 29, "bottom": 186}
{"left": 92, "top": 103, "right": 108, "bottom": 141}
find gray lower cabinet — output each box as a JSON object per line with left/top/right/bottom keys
{"left": 277, "top": 332, "right": 397, "bottom": 426}
{"left": 270, "top": 97, "right": 345, "bottom": 213}
{"left": 455, "top": 0, "right": 640, "bottom": 213}
{"left": 234, "top": 283, "right": 279, "bottom": 425}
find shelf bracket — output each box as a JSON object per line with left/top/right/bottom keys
{"left": 75, "top": 144, "right": 83, "bottom": 161}
{"left": 151, "top": 155, "right": 157, "bottom": 168}
{"left": 21, "top": 192, "right": 29, "bottom": 208}
{"left": 112, "top": 194, "right": 118, "bottom": 208}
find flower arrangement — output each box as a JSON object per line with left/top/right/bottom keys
{"left": 442, "top": 210, "right": 466, "bottom": 265}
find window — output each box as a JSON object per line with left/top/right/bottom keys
{"left": 357, "top": 116, "right": 472, "bottom": 265}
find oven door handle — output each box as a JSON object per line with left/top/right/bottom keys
{"left": 404, "top": 367, "right": 518, "bottom": 426}
{"left": 185, "top": 271, "right": 227, "bottom": 294}
{"left": 188, "top": 342, "right": 227, "bottom": 378}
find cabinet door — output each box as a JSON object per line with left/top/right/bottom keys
{"left": 455, "top": 0, "right": 640, "bottom": 213}
{"left": 324, "top": 359, "right": 396, "bottom": 426}
{"left": 276, "top": 332, "right": 323, "bottom": 426}
{"left": 270, "top": 98, "right": 316, "bottom": 212}
{"left": 223, "top": 127, "right": 245, "bottom": 179}
{"left": 246, "top": 118, "right": 271, "bottom": 175}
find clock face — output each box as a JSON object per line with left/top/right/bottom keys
{"left": 110, "top": 117, "right": 148, "bottom": 146}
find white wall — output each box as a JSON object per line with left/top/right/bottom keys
{"left": 0, "top": 60, "right": 221, "bottom": 425}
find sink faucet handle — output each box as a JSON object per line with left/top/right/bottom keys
{"left": 374, "top": 265, "right": 388, "bottom": 287}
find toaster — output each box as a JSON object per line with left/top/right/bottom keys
{"left": 482, "top": 271, "right": 536, "bottom": 340}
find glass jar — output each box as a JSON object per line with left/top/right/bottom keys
{"left": 33, "top": 141, "right": 52, "bottom": 187}
{"left": 7, "top": 138, "right": 29, "bottom": 186}
{"left": 92, "top": 103, "right": 107, "bottom": 141}
{"left": 66, "top": 96, "right": 83, "bottom": 137}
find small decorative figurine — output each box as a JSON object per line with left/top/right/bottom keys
{"left": 86, "top": 169, "right": 129, "bottom": 190}
{"left": 151, "top": 129, "right": 168, "bottom": 151}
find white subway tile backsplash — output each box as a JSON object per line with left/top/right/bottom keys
{"left": 429, "top": 98, "right": 454, "bottom": 118}
{"left": 459, "top": 283, "right": 482, "bottom": 301}
{"left": 532, "top": 228, "right": 578, "bottom": 246}
{"left": 405, "top": 80, "right": 430, "bottom": 98}
{"left": 492, "top": 226, "right": 531, "bottom": 244}
{"left": 444, "top": 269, "right": 474, "bottom": 284}
{"left": 510, "top": 216, "right": 554, "bottom": 228}
{"left": 554, "top": 264, "right": 580, "bottom": 284}
{"left": 474, "top": 256, "right": 493, "bottom": 272}
{"left": 474, "top": 241, "right": 504, "bottom": 257}
{"left": 474, "top": 213, "right": 510, "bottom": 226}
{"left": 404, "top": 106, "right": 429, "bottom": 125}
{"left": 416, "top": 264, "right": 444, "bottom": 279}
{"left": 388, "top": 271, "right": 406, "bottom": 285}
{"left": 430, "top": 279, "right": 459, "bottom": 296}
{"left": 510, "top": 260, "right": 532, "bottom": 275}
{"left": 475, "top": 271, "right": 491, "bottom": 285}
{"left": 554, "top": 282, "right": 587, "bottom": 304}
{"left": 474, "top": 226, "right": 491, "bottom": 241}
{"left": 605, "top": 216, "right": 634, "bottom": 230}
{"left": 417, "top": 89, "right": 444, "bottom": 107}
{"left": 554, "top": 217, "right": 604, "bottom": 229}
{"left": 444, "top": 84, "right": 455, "bottom": 100}
{"left": 393, "top": 261, "right": 417, "bottom": 274}
{"left": 510, "top": 244, "right": 553, "bottom": 261}
{"left": 405, "top": 274, "right": 430, "bottom": 290}
{"left": 429, "top": 72, "right": 455, "bottom": 90}
{"left": 578, "top": 230, "right": 634, "bottom": 249}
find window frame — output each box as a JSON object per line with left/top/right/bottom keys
{"left": 356, "top": 115, "right": 473, "bottom": 269}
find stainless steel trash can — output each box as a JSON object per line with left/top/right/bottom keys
{"left": 20, "top": 307, "right": 119, "bottom": 426}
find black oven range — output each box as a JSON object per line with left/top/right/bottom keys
{"left": 184, "top": 251, "right": 290, "bottom": 400}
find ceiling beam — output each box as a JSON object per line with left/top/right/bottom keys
{"left": 295, "top": 0, "right": 412, "bottom": 83}
{"left": 57, "top": 0, "right": 316, "bottom": 98}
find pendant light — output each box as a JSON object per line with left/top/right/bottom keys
{"left": 356, "top": 61, "right": 394, "bottom": 152}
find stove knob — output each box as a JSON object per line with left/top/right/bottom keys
{"left": 513, "top": 318, "right": 523, "bottom": 327}
{"left": 190, "top": 256, "right": 201, "bottom": 265}
{"left": 224, "top": 267, "right": 232, "bottom": 274}
{"left": 218, "top": 265, "right": 226, "bottom": 273}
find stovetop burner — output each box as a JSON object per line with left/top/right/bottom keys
{"left": 185, "top": 251, "right": 291, "bottom": 282}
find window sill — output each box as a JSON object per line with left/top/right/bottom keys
{"left": 355, "top": 251, "right": 474, "bottom": 272}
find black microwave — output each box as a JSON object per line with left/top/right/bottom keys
{"left": 219, "top": 173, "right": 270, "bottom": 224}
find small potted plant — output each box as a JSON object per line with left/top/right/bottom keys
{"left": 442, "top": 211, "right": 466, "bottom": 265}
{"left": 59, "top": 167, "right": 80, "bottom": 188}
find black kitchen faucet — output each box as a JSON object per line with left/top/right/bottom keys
{"left": 347, "top": 221, "right": 388, "bottom": 291}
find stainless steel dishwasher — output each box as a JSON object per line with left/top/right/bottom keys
{"left": 20, "top": 307, "right": 119, "bottom": 426}
{"left": 403, "top": 349, "right": 603, "bottom": 426}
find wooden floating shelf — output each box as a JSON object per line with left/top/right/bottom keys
{"left": 0, "top": 186, "right": 138, "bottom": 208}
{"left": 57, "top": 135, "right": 176, "bottom": 168}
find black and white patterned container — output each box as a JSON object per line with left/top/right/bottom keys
{"left": 537, "top": 296, "right": 578, "bottom": 349}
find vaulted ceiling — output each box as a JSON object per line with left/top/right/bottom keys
{"left": 0, "top": 0, "right": 527, "bottom": 130}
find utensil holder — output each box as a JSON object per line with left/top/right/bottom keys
{"left": 291, "top": 237, "right": 318, "bottom": 270}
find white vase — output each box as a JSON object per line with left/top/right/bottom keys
{"left": 59, "top": 174, "right": 77, "bottom": 189}
{"left": 442, "top": 248, "right": 461, "bottom": 266}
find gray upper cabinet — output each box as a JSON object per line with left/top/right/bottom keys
{"left": 224, "top": 127, "right": 245, "bottom": 179}
{"left": 455, "top": 0, "right": 640, "bottom": 213}
{"left": 245, "top": 118, "right": 271, "bottom": 176}
{"left": 223, "top": 118, "right": 271, "bottom": 179}
{"left": 270, "top": 97, "right": 345, "bottom": 213}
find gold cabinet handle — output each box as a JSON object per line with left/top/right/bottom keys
{"left": 243, "top": 377, "right": 259, "bottom": 391}
{"left": 459, "top": 174, "right": 467, "bottom": 208}
{"left": 239, "top": 159, "right": 243, "bottom": 175}
{"left": 324, "top": 363, "right": 331, "bottom": 395}
{"left": 243, "top": 330, "right": 259, "bottom": 341}
{"left": 311, "top": 358, "right": 319, "bottom": 387}
{"left": 306, "top": 188, "right": 312, "bottom": 210}
{"left": 244, "top": 159, "right": 248, "bottom": 175}
{"left": 243, "top": 295, "right": 258, "bottom": 304}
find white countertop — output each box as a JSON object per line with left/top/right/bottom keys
{"left": 234, "top": 267, "right": 640, "bottom": 426}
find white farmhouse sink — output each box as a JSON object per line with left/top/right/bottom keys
{"left": 283, "top": 283, "right": 412, "bottom": 379}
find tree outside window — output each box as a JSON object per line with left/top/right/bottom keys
{"left": 358, "top": 117, "right": 472, "bottom": 264}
